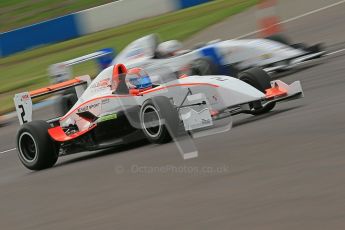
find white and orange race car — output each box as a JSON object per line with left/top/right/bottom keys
{"left": 14, "top": 64, "right": 303, "bottom": 170}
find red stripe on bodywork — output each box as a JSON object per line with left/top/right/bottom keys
{"left": 60, "top": 83, "right": 219, "bottom": 121}
{"left": 138, "top": 83, "right": 219, "bottom": 95}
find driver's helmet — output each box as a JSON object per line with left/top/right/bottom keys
{"left": 126, "top": 68, "right": 152, "bottom": 90}
{"left": 156, "top": 40, "right": 182, "bottom": 57}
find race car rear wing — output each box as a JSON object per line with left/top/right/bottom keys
{"left": 63, "top": 50, "right": 113, "bottom": 66}
{"left": 49, "top": 49, "right": 114, "bottom": 84}
{"left": 14, "top": 75, "right": 91, "bottom": 125}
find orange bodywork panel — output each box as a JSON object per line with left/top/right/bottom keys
{"left": 29, "top": 79, "right": 82, "bottom": 97}
{"left": 265, "top": 86, "right": 287, "bottom": 99}
{"left": 48, "top": 124, "right": 96, "bottom": 142}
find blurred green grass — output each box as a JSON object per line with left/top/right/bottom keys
{"left": 0, "top": 0, "right": 257, "bottom": 114}
{"left": 0, "top": 0, "right": 114, "bottom": 32}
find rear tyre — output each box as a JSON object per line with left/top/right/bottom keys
{"left": 305, "top": 43, "right": 324, "bottom": 54}
{"left": 191, "top": 58, "right": 218, "bottom": 75}
{"left": 17, "top": 120, "right": 59, "bottom": 170}
{"left": 238, "top": 67, "right": 275, "bottom": 114}
{"left": 140, "top": 96, "right": 180, "bottom": 144}
{"left": 58, "top": 93, "right": 78, "bottom": 115}
{"left": 226, "top": 64, "right": 239, "bottom": 78}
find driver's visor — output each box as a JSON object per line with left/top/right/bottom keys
{"left": 129, "top": 75, "right": 152, "bottom": 89}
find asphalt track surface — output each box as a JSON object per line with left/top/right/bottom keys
{"left": 1, "top": 1, "right": 345, "bottom": 229}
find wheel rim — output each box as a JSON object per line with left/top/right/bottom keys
{"left": 141, "top": 105, "right": 162, "bottom": 138}
{"left": 18, "top": 132, "right": 38, "bottom": 163}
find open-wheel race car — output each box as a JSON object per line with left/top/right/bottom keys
{"left": 14, "top": 64, "right": 304, "bottom": 170}
{"left": 112, "top": 34, "right": 325, "bottom": 77}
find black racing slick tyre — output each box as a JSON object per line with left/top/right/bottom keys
{"left": 305, "top": 43, "right": 325, "bottom": 54}
{"left": 239, "top": 67, "right": 271, "bottom": 92}
{"left": 16, "top": 120, "right": 59, "bottom": 170}
{"left": 191, "top": 58, "right": 218, "bottom": 75}
{"left": 238, "top": 67, "right": 276, "bottom": 114}
{"left": 140, "top": 96, "right": 181, "bottom": 144}
{"left": 58, "top": 93, "right": 78, "bottom": 115}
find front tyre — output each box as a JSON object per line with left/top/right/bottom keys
{"left": 238, "top": 67, "right": 276, "bottom": 115}
{"left": 17, "top": 120, "right": 59, "bottom": 170}
{"left": 140, "top": 96, "right": 180, "bottom": 144}
{"left": 191, "top": 58, "right": 218, "bottom": 75}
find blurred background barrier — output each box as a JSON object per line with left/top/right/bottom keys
{"left": 0, "top": 0, "right": 213, "bottom": 57}
{"left": 0, "top": 14, "right": 81, "bottom": 57}
{"left": 178, "top": 0, "right": 212, "bottom": 9}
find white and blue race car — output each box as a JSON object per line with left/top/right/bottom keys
{"left": 112, "top": 34, "right": 325, "bottom": 80}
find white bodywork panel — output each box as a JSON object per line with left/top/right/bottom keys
{"left": 14, "top": 92, "right": 33, "bottom": 125}
{"left": 217, "top": 39, "right": 303, "bottom": 68}
{"left": 179, "top": 93, "right": 213, "bottom": 131}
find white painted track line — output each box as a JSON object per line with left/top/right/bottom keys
{"left": 0, "top": 148, "right": 17, "bottom": 155}
{"left": 235, "top": 0, "right": 345, "bottom": 39}
{"left": 326, "top": 48, "right": 345, "bottom": 56}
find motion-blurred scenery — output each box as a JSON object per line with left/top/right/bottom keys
{"left": 1, "top": 0, "right": 345, "bottom": 229}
